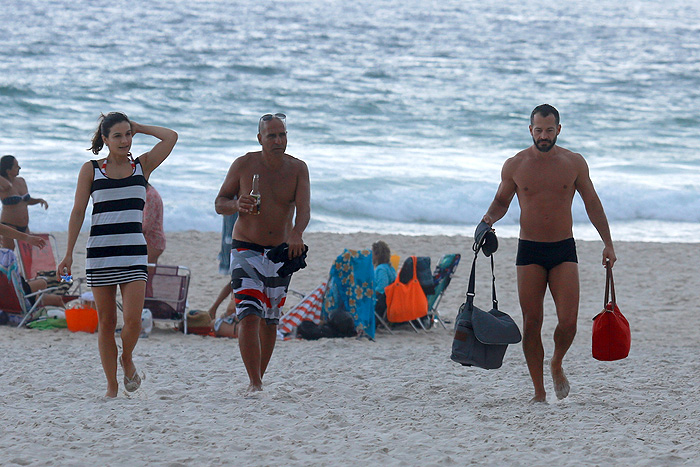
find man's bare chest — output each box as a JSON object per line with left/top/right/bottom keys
{"left": 514, "top": 162, "right": 576, "bottom": 195}
{"left": 241, "top": 172, "right": 297, "bottom": 203}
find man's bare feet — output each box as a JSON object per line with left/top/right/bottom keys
{"left": 247, "top": 383, "right": 263, "bottom": 393}
{"left": 551, "top": 363, "right": 570, "bottom": 400}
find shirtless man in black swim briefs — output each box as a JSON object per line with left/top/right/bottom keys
{"left": 482, "top": 104, "right": 616, "bottom": 403}
{"left": 215, "top": 113, "right": 310, "bottom": 393}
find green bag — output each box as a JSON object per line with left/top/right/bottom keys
{"left": 27, "top": 317, "right": 68, "bottom": 330}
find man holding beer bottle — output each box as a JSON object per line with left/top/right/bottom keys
{"left": 215, "top": 113, "right": 310, "bottom": 392}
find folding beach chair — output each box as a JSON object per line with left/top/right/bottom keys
{"left": 0, "top": 248, "right": 63, "bottom": 327}
{"left": 14, "top": 233, "right": 85, "bottom": 297}
{"left": 425, "top": 253, "right": 461, "bottom": 329}
{"left": 374, "top": 296, "right": 394, "bottom": 334}
{"left": 278, "top": 282, "right": 327, "bottom": 337}
{"left": 144, "top": 264, "right": 191, "bottom": 334}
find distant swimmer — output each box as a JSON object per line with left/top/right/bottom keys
{"left": 481, "top": 104, "right": 616, "bottom": 403}
{"left": 58, "top": 112, "right": 177, "bottom": 398}
{"left": 0, "top": 155, "right": 49, "bottom": 249}
{"left": 215, "top": 113, "right": 310, "bottom": 393}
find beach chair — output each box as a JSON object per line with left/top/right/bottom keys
{"left": 390, "top": 254, "right": 400, "bottom": 271}
{"left": 278, "top": 282, "right": 327, "bottom": 338}
{"left": 374, "top": 295, "right": 394, "bottom": 334}
{"left": 14, "top": 233, "right": 85, "bottom": 297}
{"left": 144, "top": 264, "right": 191, "bottom": 334}
{"left": 425, "top": 253, "right": 461, "bottom": 329}
{"left": 0, "top": 248, "right": 63, "bottom": 327}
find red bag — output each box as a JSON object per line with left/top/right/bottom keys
{"left": 385, "top": 256, "right": 428, "bottom": 323}
{"left": 592, "top": 262, "right": 630, "bottom": 361}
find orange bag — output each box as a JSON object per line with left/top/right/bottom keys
{"left": 385, "top": 256, "right": 428, "bottom": 323}
{"left": 592, "top": 262, "right": 630, "bottom": 361}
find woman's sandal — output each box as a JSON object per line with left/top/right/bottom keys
{"left": 120, "top": 355, "right": 142, "bottom": 392}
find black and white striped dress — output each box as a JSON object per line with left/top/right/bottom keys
{"left": 85, "top": 157, "right": 149, "bottom": 287}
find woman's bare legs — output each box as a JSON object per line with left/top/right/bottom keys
{"left": 91, "top": 285, "right": 119, "bottom": 398}
{"left": 91, "top": 280, "right": 146, "bottom": 397}
{"left": 119, "top": 280, "right": 147, "bottom": 384}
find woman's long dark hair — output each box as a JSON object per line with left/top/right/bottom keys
{"left": 0, "top": 155, "right": 16, "bottom": 179}
{"left": 90, "top": 112, "right": 131, "bottom": 155}
{"left": 372, "top": 240, "right": 391, "bottom": 266}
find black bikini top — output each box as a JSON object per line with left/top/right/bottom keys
{"left": 1, "top": 193, "right": 30, "bottom": 206}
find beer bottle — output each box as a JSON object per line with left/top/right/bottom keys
{"left": 250, "top": 174, "right": 261, "bottom": 215}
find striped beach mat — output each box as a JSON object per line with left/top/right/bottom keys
{"left": 278, "top": 282, "right": 327, "bottom": 336}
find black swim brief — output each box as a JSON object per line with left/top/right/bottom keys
{"left": 516, "top": 238, "right": 578, "bottom": 271}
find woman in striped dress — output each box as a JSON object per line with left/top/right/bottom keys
{"left": 58, "top": 112, "right": 177, "bottom": 398}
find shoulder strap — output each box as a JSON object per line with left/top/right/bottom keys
{"left": 410, "top": 256, "right": 418, "bottom": 280}
{"left": 490, "top": 254, "right": 498, "bottom": 310}
{"left": 466, "top": 252, "right": 477, "bottom": 306}
{"left": 465, "top": 251, "right": 498, "bottom": 309}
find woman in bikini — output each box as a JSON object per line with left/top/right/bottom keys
{"left": 58, "top": 112, "right": 177, "bottom": 398}
{"left": 0, "top": 155, "right": 49, "bottom": 249}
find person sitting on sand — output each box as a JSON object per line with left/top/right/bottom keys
{"left": 481, "top": 104, "right": 616, "bottom": 403}
{"left": 372, "top": 240, "right": 396, "bottom": 319}
{"left": 0, "top": 155, "right": 49, "bottom": 249}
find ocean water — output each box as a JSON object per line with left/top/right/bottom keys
{"left": 2, "top": 0, "right": 700, "bottom": 242}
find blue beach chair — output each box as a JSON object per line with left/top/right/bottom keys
{"left": 425, "top": 253, "right": 461, "bottom": 329}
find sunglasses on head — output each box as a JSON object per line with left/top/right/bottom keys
{"left": 259, "top": 113, "right": 286, "bottom": 122}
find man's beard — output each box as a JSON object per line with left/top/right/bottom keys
{"left": 533, "top": 135, "right": 557, "bottom": 153}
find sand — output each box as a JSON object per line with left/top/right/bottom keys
{"left": 2, "top": 231, "right": 700, "bottom": 466}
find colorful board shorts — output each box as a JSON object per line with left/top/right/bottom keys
{"left": 230, "top": 240, "right": 292, "bottom": 325}
{"left": 516, "top": 238, "right": 578, "bottom": 271}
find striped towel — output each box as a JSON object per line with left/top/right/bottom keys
{"left": 278, "top": 282, "right": 327, "bottom": 336}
